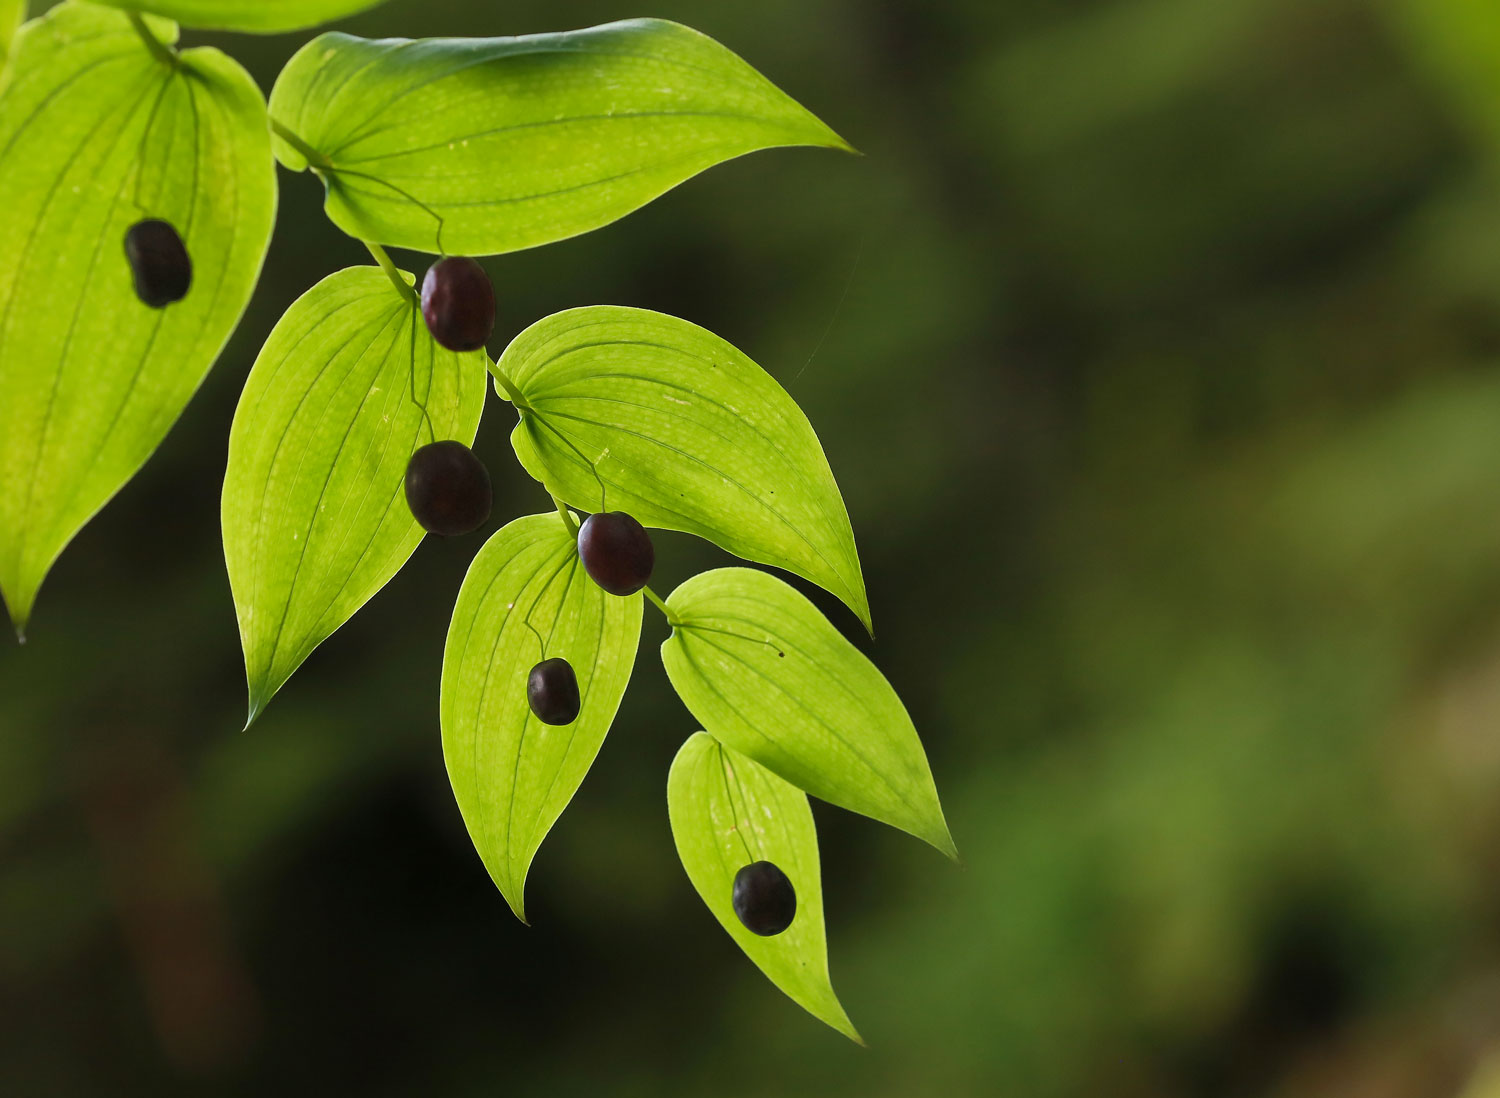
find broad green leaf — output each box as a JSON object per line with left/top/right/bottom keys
{"left": 502, "top": 307, "right": 871, "bottom": 631}
{"left": 94, "top": 0, "right": 390, "bottom": 34}
{"left": 222, "top": 266, "right": 487, "bottom": 723}
{"left": 266, "top": 19, "right": 851, "bottom": 255}
{"left": 442, "top": 512, "right": 642, "bottom": 922}
{"left": 667, "top": 731, "right": 859, "bottom": 1042}
{"left": 0, "top": 3, "right": 275, "bottom": 635}
{"left": 662, "top": 568, "right": 956, "bottom": 858}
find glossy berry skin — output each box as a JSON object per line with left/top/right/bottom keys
{"left": 577, "top": 511, "right": 654, "bottom": 596}
{"left": 732, "top": 861, "right": 796, "bottom": 936}
{"left": 527, "top": 657, "right": 580, "bottom": 725}
{"left": 404, "top": 440, "right": 491, "bottom": 536}
{"left": 123, "top": 219, "right": 191, "bottom": 307}
{"left": 420, "top": 256, "right": 495, "bottom": 352}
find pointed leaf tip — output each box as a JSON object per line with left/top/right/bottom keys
{"left": 668, "top": 732, "right": 860, "bottom": 1041}
{"left": 0, "top": 3, "right": 274, "bottom": 622}
{"left": 268, "top": 19, "right": 851, "bottom": 254}
{"left": 7, "top": 593, "right": 28, "bottom": 645}
{"left": 663, "top": 568, "right": 951, "bottom": 856}
{"left": 441, "top": 513, "right": 641, "bottom": 924}
{"left": 222, "top": 267, "right": 487, "bottom": 719}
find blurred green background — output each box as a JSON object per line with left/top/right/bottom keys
{"left": 10, "top": 0, "right": 1500, "bottom": 1094}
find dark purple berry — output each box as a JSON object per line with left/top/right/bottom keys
{"left": 420, "top": 256, "right": 495, "bottom": 352}
{"left": 404, "top": 440, "right": 491, "bottom": 536}
{"left": 732, "top": 860, "right": 796, "bottom": 936}
{"left": 527, "top": 657, "right": 580, "bottom": 725}
{"left": 124, "top": 218, "right": 190, "bottom": 307}
{"left": 577, "top": 511, "right": 654, "bottom": 596}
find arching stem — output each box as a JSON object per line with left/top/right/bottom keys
{"left": 551, "top": 493, "right": 579, "bottom": 536}
{"left": 643, "top": 585, "right": 673, "bottom": 623}
{"left": 363, "top": 240, "right": 417, "bottom": 306}
{"left": 490, "top": 361, "right": 530, "bottom": 410}
{"left": 268, "top": 117, "right": 333, "bottom": 172}
{"left": 127, "top": 12, "right": 177, "bottom": 68}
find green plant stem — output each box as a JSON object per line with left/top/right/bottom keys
{"left": 643, "top": 585, "right": 674, "bottom": 623}
{"left": 490, "top": 361, "right": 529, "bottom": 409}
{"left": 268, "top": 117, "right": 333, "bottom": 172}
{"left": 267, "top": 84, "right": 671, "bottom": 633}
{"left": 264, "top": 123, "right": 409, "bottom": 310}
{"left": 551, "top": 493, "right": 579, "bottom": 536}
{"left": 363, "top": 240, "right": 416, "bottom": 305}
{"left": 127, "top": 11, "right": 176, "bottom": 67}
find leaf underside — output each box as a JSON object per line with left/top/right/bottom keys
{"left": 267, "top": 19, "right": 852, "bottom": 255}
{"left": 222, "top": 266, "right": 487, "bottom": 723}
{"left": 502, "top": 306, "right": 871, "bottom": 631}
{"left": 667, "top": 730, "right": 859, "bottom": 1042}
{"left": 0, "top": 3, "right": 275, "bottom": 634}
{"left": 662, "top": 568, "right": 956, "bottom": 858}
{"left": 441, "top": 511, "right": 642, "bottom": 922}
{"left": 94, "top": 0, "right": 391, "bottom": 34}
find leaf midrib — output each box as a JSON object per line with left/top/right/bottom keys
{"left": 8, "top": 66, "right": 164, "bottom": 582}
{"left": 337, "top": 110, "right": 813, "bottom": 167}
{"left": 672, "top": 628, "right": 920, "bottom": 824}
{"left": 254, "top": 302, "right": 407, "bottom": 683}
{"left": 539, "top": 405, "right": 850, "bottom": 590}
{"left": 316, "top": 32, "right": 782, "bottom": 158}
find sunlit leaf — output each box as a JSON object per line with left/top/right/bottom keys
{"left": 442, "top": 511, "right": 642, "bottom": 922}
{"left": 222, "top": 266, "right": 487, "bottom": 723}
{"left": 501, "top": 306, "right": 870, "bottom": 631}
{"left": 667, "top": 731, "right": 859, "bottom": 1042}
{"left": 267, "top": 19, "right": 851, "bottom": 255}
{"left": 0, "top": 0, "right": 24, "bottom": 77}
{"left": 94, "top": 0, "right": 390, "bottom": 34}
{"left": 663, "top": 568, "right": 955, "bottom": 857}
{"left": 0, "top": 3, "right": 275, "bottom": 635}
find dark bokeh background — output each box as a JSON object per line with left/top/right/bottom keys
{"left": 10, "top": 0, "right": 1500, "bottom": 1094}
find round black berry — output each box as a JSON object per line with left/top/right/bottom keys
{"left": 732, "top": 860, "right": 796, "bottom": 936}
{"left": 124, "top": 218, "right": 191, "bottom": 307}
{"left": 420, "top": 256, "right": 495, "bottom": 352}
{"left": 527, "top": 657, "right": 580, "bottom": 725}
{"left": 577, "top": 511, "right": 654, "bottom": 596}
{"left": 404, "top": 440, "right": 492, "bottom": 536}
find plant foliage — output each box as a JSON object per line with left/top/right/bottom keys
{"left": 267, "top": 20, "right": 851, "bottom": 255}
{"left": 221, "top": 266, "right": 486, "bottom": 722}
{"left": 0, "top": 0, "right": 950, "bottom": 1040}
{"left": 441, "top": 511, "right": 641, "bottom": 921}
{"left": 96, "top": 0, "right": 391, "bottom": 34}
{"left": 501, "top": 306, "right": 870, "bottom": 629}
{"left": 0, "top": 3, "right": 274, "bottom": 634}
{"left": 663, "top": 568, "right": 953, "bottom": 856}
{"left": 668, "top": 731, "right": 859, "bottom": 1040}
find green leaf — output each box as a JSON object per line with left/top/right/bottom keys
{"left": 267, "top": 19, "right": 851, "bottom": 255}
{"left": 222, "top": 266, "right": 487, "bottom": 723}
{"left": 94, "top": 0, "right": 390, "bottom": 34}
{"left": 0, "top": 0, "right": 24, "bottom": 77}
{"left": 667, "top": 731, "right": 860, "bottom": 1042}
{"left": 662, "top": 568, "right": 956, "bottom": 858}
{"left": 0, "top": 3, "right": 275, "bottom": 635}
{"left": 501, "top": 307, "right": 870, "bottom": 631}
{"left": 441, "top": 511, "right": 642, "bottom": 922}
